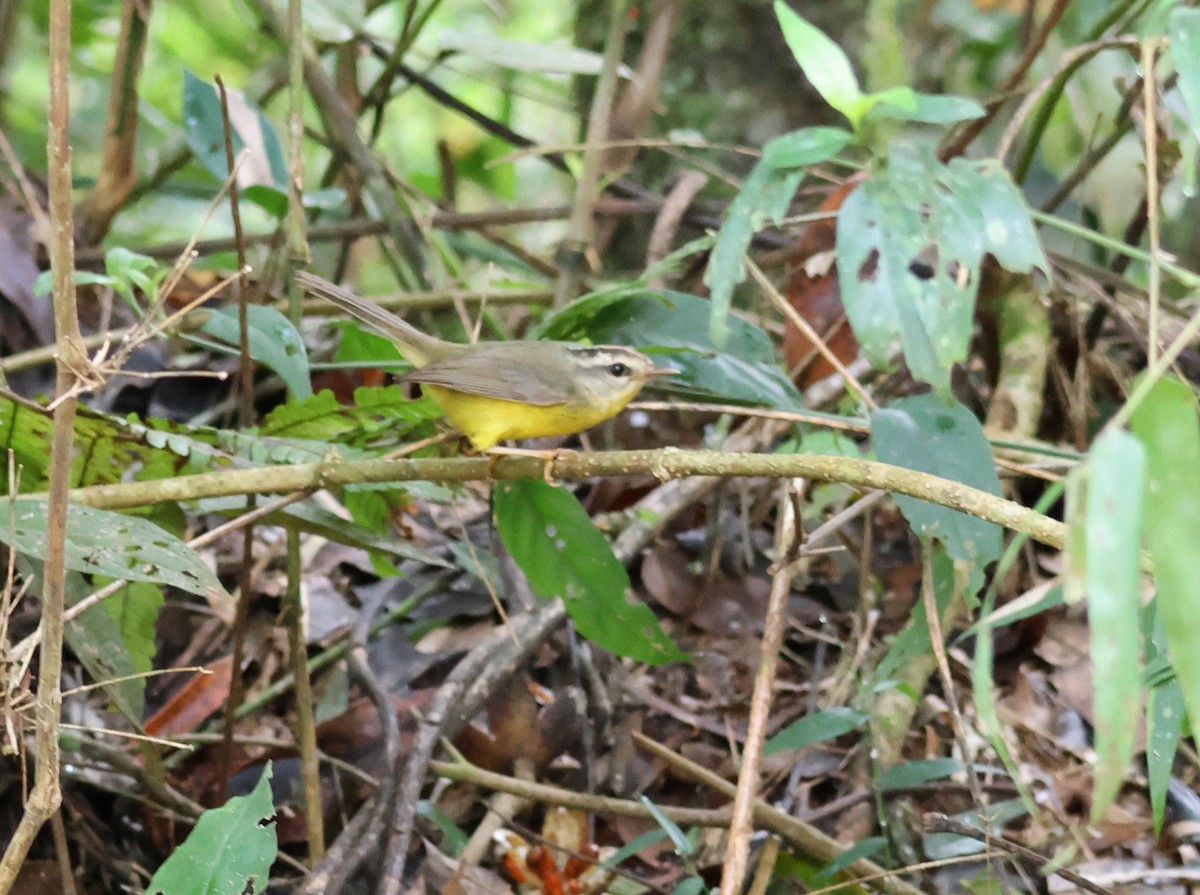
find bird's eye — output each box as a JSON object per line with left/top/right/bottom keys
{"left": 608, "top": 362, "right": 630, "bottom": 377}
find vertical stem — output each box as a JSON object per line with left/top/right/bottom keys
{"left": 719, "top": 483, "right": 803, "bottom": 895}
{"left": 287, "top": 527, "right": 325, "bottom": 862}
{"left": 553, "top": 0, "right": 630, "bottom": 307}
{"left": 215, "top": 74, "right": 257, "bottom": 803}
{"left": 1141, "top": 39, "right": 1161, "bottom": 367}
{"left": 286, "top": 0, "right": 310, "bottom": 323}
{"left": 0, "top": 0, "right": 78, "bottom": 886}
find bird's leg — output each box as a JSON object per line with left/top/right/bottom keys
{"left": 483, "top": 446, "right": 574, "bottom": 484}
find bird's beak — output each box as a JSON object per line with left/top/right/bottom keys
{"left": 646, "top": 366, "right": 679, "bottom": 378}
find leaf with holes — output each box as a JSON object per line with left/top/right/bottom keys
{"left": 494, "top": 479, "right": 686, "bottom": 665}
{"left": 1, "top": 498, "right": 226, "bottom": 602}
{"left": 837, "top": 147, "right": 1045, "bottom": 392}
{"left": 147, "top": 764, "right": 277, "bottom": 895}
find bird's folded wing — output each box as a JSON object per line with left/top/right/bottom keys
{"left": 403, "top": 353, "right": 566, "bottom": 406}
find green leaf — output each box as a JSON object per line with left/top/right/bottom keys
{"left": 0, "top": 499, "right": 226, "bottom": 601}
{"left": 704, "top": 159, "right": 804, "bottom": 347}
{"left": 147, "top": 764, "right": 277, "bottom": 895}
{"left": 864, "top": 88, "right": 986, "bottom": 125}
{"left": 242, "top": 184, "right": 288, "bottom": 219}
{"left": 765, "top": 706, "right": 866, "bottom": 753}
{"left": 1070, "top": 429, "right": 1144, "bottom": 820}
{"left": 762, "top": 126, "right": 853, "bottom": 169}
{"left": 639, "top": 795, "right": 693, "bottom": 856}
{"left": 817, "top": 837, "right": 887, "bottom": 880}
{"left": 200, "top": 305, "right": 312, "bottom": 400}
{"left": 837, "top": 148, "right": 1044, "bottom": 392}
{"left": 877, "top": 757, "right": 961, "bottom": 790}
{"left": 493, "top": 479, "right": 686, "bottom": 665}
{"left": 773, "top": 1, "right": 863, "bottom": 127}
{"left": 182, "top": 69, "right": 286, "bottom": 187}
{"left": 871, "top": 395, "right": 1002, "bottom": 566}
{"left": 331, "top": 321, "right": 408, "bottom": 367}
{"left": 541, "top": 291, "right": 803, "bottom": 409}
{"left": 103, "top": 580, "right": 165, "bottom": 676}
{"left": 1170, "top": 8, "right": 1200, "bottom": 144}
{"left": 1131, "top": 376, "right": 1200, "bottom": 750}
{"left": 58, "top": 569, "right": 146, "bottom": 724}
{"left": 1147, "top": 675, "right": 1184, "bottom": 834}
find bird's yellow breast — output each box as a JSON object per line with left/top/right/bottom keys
{"left": 424, "top": 385, "right": 637, "bottom": 450}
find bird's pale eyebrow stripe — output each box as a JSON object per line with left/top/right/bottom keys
{"left": 569, "top": 347, "right": 641, "bottom": 360}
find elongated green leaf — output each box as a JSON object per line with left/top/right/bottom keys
{"left": 44, "top": 567, "right": 147, "bottom": 724}
{"left": 1147, "top": 676, "right": 1185, "bottom": 833}
{"left": 1074, "top": 429, "right": 1144, "bottom": 820}
{"left": 704, "top": 160, "right": 804, "bottom": 348}
{"left": 200, "top": 305, "right": 312, "bottom": 400}
{"left": 147, "top": 764, "right": 277, "bottom": 895}
{"left": 877, "top": 758, "right": 961, "bottom": 790}
{"left": 494, "top": 479, "right": 686, "bottom": 664}
{"left": 1131, "top": 376, "right": 1200, "bottom": 752}
{"left": 1, "top": 499, "right": 225, "bottom": 601}
{"left": 871, "top": 394, "right": 1002, "bottom": 567}
{"left": 1169, "top": 8, "right": 1200, "bottom": 144}
{"left": 773, "top": 2, "right": 863, "bottom": 126}
{"left": 762, "top": 126, "right": 853, "bottom": 170}
{"left": 104, "top": 580, "right": 164, "bottom": 676}
{"left": 863, "top": 88, "right": 985, "bottom": 125}
{"left": 182, "top": 69, "right": 286, "bottom": 188}
{"left": 765, "top": 707, "right": 866, "bottom": 753}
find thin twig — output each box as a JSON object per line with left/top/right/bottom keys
{"left": 745, "top": 256, "right": 877, "bottom": 410}
{"left": 0, "top": 0, "right": 76, "bottom": 884}
{"left": 719, "top": 482, "right": 805, "bottom": 895}
{"left": 938, "top": 0, "right": 1072, "bottom": 160}
{"left": 924, "top": 814, "right": 1116, "bottom": 895}
{"left": 215, "top": 72, "right": 258, "bottom": 806}
{"left": 634, "top": 732, "right": 924, "bottom": 895}
{"left": 553, "top": 0, "right": 631, "bottom": 307}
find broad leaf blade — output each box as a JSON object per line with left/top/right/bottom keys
{"left": 147, "top": 764, "right": 277, "bottom": 895}
{"left": 1131, "top": 376, "right": 1200, "bottom": 748}
{"left": 838, "top": 149, "right": 1044, "bottom": 393}
{"left": 871, "top": 394, "right": 1002, "bottom": 567}
{"left": 765, "top": 707, "right": 866, "bottom": 753}
{"left": 2, "top": 499, "right": 225, "bottom": 601}
{"left": 200, "top": 305, "right": 312, "bottom": 400}
{"left": 494, "top": 479, "right": 686, "bottom": 665}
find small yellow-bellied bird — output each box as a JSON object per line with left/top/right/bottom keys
{"left": 297, "top": 272, "right": 674, "bottom": 450}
